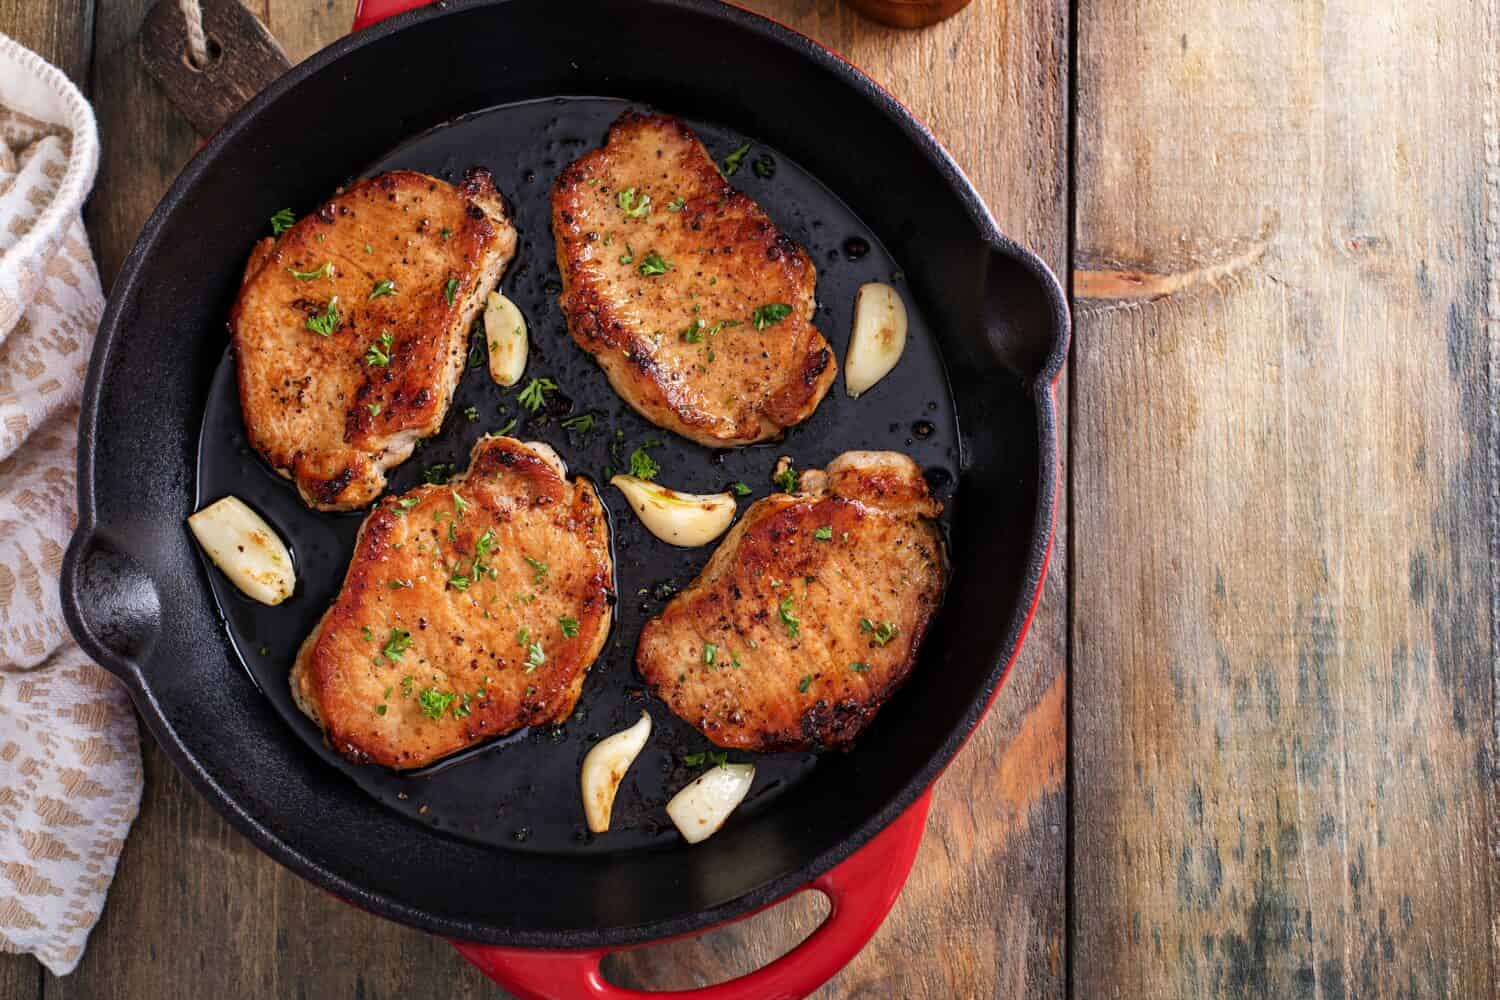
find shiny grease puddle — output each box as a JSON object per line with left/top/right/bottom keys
{"left": 195, "top": 97, "right": 959, "bottom": 855}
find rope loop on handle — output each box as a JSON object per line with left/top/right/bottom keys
{"left": 178, "top": 0, "right": 211, "bottom": 69}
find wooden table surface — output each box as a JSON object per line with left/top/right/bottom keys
{"left": 0, "top": 0, "right": 1494, "bottom": 996}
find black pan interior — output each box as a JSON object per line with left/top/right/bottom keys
{"left": 62, "top": 0, "right": 1065, "bottom": 946}
{"left": 196, "top": 96, "right": 961, "bottom": 854}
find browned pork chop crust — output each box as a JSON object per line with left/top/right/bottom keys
{"left": 233, "top": 169, "right": 516, "bottom": 511}
{"left": 636, "top": 451, "right": 947, "bottom": 750}
{"left": 292, "top": 436, "right": 613, "bottom": 770}
{"left": 552, "top": 112, "right": 836, "bottom": 447}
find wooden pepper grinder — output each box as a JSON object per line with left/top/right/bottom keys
{"left": 844, "top": 0, "right": 975, "bottom": 29}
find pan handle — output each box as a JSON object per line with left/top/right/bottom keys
{"left": 351, "top": 0, "right": 434, "bottom": 30}
{"left": 449, "top": 790, "right": 931, "bottom": 1000}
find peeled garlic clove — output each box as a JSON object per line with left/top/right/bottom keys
{"left": 580, "top": 712, "right": 652, "bottom": 833}
{"left": 610, "top": 476, "right": 736, "bottom": 547}
{"left": 844, "top": 282, "right": 907, "bottom": 398}
{"left": 484, "top": 291, "right": 528, "bottom": 387}
{"left": 667, "top": 763, "right": 755, "bottom": 844}
{"left": 187, "top": 496, "right": 295, "bottom": 605}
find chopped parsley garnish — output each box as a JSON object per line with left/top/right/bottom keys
{"left": 525, "top": 641, "right": 546, "bottom": 672}
{"left": 447, "top": 565, "right": 471, "bottom": 591}
{"left": 452, "top": 693, "right": 473, "bottom": 719}
{"left": 386, "top": 578, "right": 413, "bottom": 590}
{"left": 286, "top": 261, "right": 332, "bottom": 281}
{"left": 618, "top": 243, "right": 635, "bottom": 265}
{"left": 375, "top": 703, "right": 388, "bottom": 716}
{"left": 637, "top": 251, "right": 672, "bottom": 277}
{"left": 418, "top": 687, "right": 456, "bottom": 720}
{"left": 472, "top": 528, "right": 497, "bottom": 572}
{"left": 850, "top": 662, "right": 870, "bottom": 673}
{"left": 680, "top": 319, "right": 705, "bottom": 343}
{"left": 464, "top": 405, "right": 478, "bottom": 422}
{"left": 778, "top": 595, "right": 801, "bottom": 638}
{"left": 752, "top": 154, "right": 776, "bottom": 179}
{"left": 368, "top": 278, "right": 396, "bottom": 300}
{"left": 666, "top": 196, "right": 686, "bottom": 212}
{"left": 752, "top": 303, "right": 793, "bottom": 329}
{"left": 559, "top": 616, "right": 580, "bottom": 638}
{"left": 305, "top": 297, "right": 339, "bottom": 336}
{"left": 860, "top": 618, "right": 899, "bottom": 646}
{"left": 391, "top": 497, "right": 420, "bottom": 515}
{"left": 797, "top": 674, "right": 813, "bottom": 693}
{"left": 451, "top": 491, "right": 469, "bottom": 517}
{"left": 381, "top": 628, "right": 413, "bottom": 662}
{"left": 627, "top": 440, "right": 661, "bottom": 481}
{"left": 683, "top": 749, "right": 730, "bottom": 768}
{"left": 721, "top": 142, "right": 751, "bottom": 176}
{"left": 703, "top": 642, "right": 717, "bottom": 665}
{"left": 440, "top": 227, "right": 452, "bottom": 240}
{"left": 444, "top": 276, "right": 460, "bottom": 305}
{"left": 774, "top": 464, "right": 799, "bottom": 493}
{"left": 730, "top": 482, "right": 751, "bottom": 497}
{"left": 617, "top": 187, "right": 651, "bottom": 218}
{"left": 361, "top": 626, "right": 374, "bottom": 641}
{"left": 517, "top": 377, "right": 557, "bottom": 413}
{"left": 814, "top": 525, "right": 833, "bottom": 541}
{"left": 524, "top": 555, "right": 549, "bottom": 584}
{"left": 269, "top": 208, "right": 296, "bottom": 235}
{"left": 560, "top": 412, "right": 595, "bottom": 434}
{"left": 366, "top": 403, "right": 382, "bottom": 416}
{"left": 516, "top": 627, "right": 531, "bottom": 647}
{"left": 363, "top": 243, "right": 373, "bottom": 254}
{"left": 401, "top": 676, "right": 414, "bottom": 697}
{"left": 365, "top": 329, "right": 393, "bottom": 366}
{"left": 422, "top": 463, "right": 456, "bottom": 485}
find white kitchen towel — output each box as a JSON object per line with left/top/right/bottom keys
{"left": 0, "top": 33, "right": 143, "bottom": 976}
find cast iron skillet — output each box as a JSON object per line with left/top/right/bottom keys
{"left": 60, "top": 0, "right": 1068, "bottom": 995}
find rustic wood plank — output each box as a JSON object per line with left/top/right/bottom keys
{"left": 1072, "top": 2, "right": 1499, "bottom": 997}
{"left": 0, "top": 0, "right": 94, "bottom": 86}
{"left": 0, "top": 953, "right": 41, "bottom": 1000}
{"left": 605, "top": 0, "right": 1071, "bottom": 995}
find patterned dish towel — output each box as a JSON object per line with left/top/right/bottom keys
{"left": 0, "top": 34, "right": 143, "bottom": 975}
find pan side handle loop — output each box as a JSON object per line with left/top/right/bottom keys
{"left": 983, "top": 238, "right": 1071, "bottom": 388}
{"left": 60, "top": 528, "right": 161, "bottom": 681}
{"left": 450, "top": 791, "right": 932, "bottom": 1000}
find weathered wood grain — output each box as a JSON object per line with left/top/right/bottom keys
{"left": 0, "top": 0, "right": 93, "bottom": 86}
{"left": 606, "top": 0, "right": 1071, "bottom": 995}
{"left": 1071, "top": 2, "right": 1500, "bottom": 997}
{"left": 139, "top": 0, "right": 290, "bottom": 136}
{"left": 0, "top": 953, "right": 39, "bottom": 1000}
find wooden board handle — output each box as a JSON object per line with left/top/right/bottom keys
{"left": 138, "top": 0, "right": 291, "bottom": 136}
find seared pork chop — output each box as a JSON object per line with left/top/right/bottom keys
{"left": 552, "top": 113, "right": 836, "bottom": 447}
{"left": 636, "top": 451, "right": 946, "bottom": 750}
{"left": 233, "top": 169, "right": 516, "bottom": 511}
{"left": 292, "top": 435, "right": 613, "bottom": 770}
